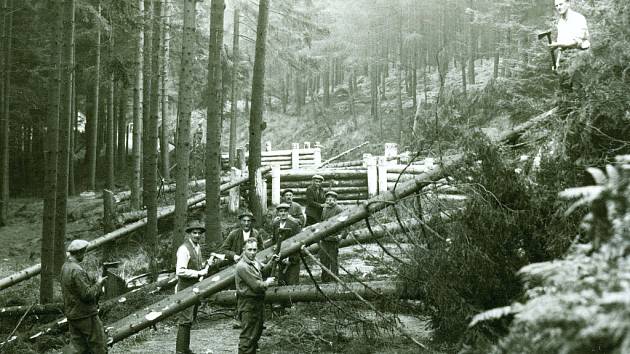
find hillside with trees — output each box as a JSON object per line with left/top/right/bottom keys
{"left": 0, "top": 0, "right": 629, "bottom": 353}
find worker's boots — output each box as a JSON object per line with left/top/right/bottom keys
{"left": 175, "top": 324, "right": 196, "bottom": 354}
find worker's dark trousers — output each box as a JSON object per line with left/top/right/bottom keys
{"left": 319, "top": 239, "right": 339, "bottom": 283}
{"left": 238, "top": 297, "right": 265, "bottom": 354}
{"left": 68, "top": 315, "right": 108, "bottom": 354}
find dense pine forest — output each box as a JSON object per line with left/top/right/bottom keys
{"left": 0, "top": 0, "right": 629, "bottom": 353}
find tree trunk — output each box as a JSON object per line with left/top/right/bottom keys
{"left": 461, "top": 58, "right": 467, "bottom": 97}
{"left": 173, "top": 0, "right": 196, "bottom": 261}
{"left": 0, "top": 0, "right": 12, "bottom": 226}
{"left": 117, "top": 85, "right": 127, "bottom": 172}
{"left": 68, "top": 53, "right": 76, "bottom": 196}
{"left": 248, "top": 0, "right": 270, "bottom": 224}
{"left": 493, "top": 26, "right": 500, "bottom": 79}
{"left": 40, "top": 0, "right": 62, "bottom": 304}
{"left": 131, "top": 0, "right": 144, "bottom": 210}
{"left": 467, "top": 0, "right": 476, "bottom": 85}
{"left": 228, "top": 6, "right": 239, "bottom": 168}
{"left": 54, "top": 0, "right": 75, "bottom": 275}
{"left": 106, "top": 31, "right": 115, "bottom": 190}
{"left": 411, "top": 58, "right": 417, "bottom": 111}
{"left": 144, "top": 0, "right": 160, "bottom": 278}
{"left": 205, "top": 0, "right": 224, "bottom": 247}
{"left": 159, "top": 0, "right": 170, "bottom": 180}
{"left": 87, "top": 0, "right": 101, "bottom": 192}
{"left": 323, "top": 61, "right": 330, "bottom": 107}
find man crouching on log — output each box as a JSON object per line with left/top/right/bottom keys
{"left": 60, "top": 239, "right": 108, "bottom": 354}
{"left": 175, "top": 221, "right": 210, "bottom": 354}
{"left": 235, "top": 238, "right": 279, "bottom": 354}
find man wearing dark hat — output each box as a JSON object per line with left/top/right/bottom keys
{"left": 305, "top": 175, "right": 326, "bottom": 226}
{"left": 219, "top": 211, "right": 265, "bottom": 264}
{"left": 319, "top": 191, "right": 344, "bottom": 282}
{"left": 60, "top": 239, "right": 108, "bottom": 354}
{"left": 280, "top": 189, "right": 305, "bottom": 227}
{"left": 175, "top": 221, "right": 210, "bottom": 354}
{"left": 271, "top": 203, "right": 302, "bottom": 285}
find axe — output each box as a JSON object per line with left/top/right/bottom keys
{"left": 537, "top": 31, "right": 557, "bottom": 71}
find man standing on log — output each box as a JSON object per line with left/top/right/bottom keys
{"left": 175, "top": 221, "right": 209, "bottom": 354}
{"left": 60, "top": 239, "right": 108, "bottom": 354}
{"left": 280, "top": 189, "right": 305, "bottom": 226}
{"left": 319, "top": 191, "right": 344, "bottom": 282}
{"left": 272, "top": 203, "right": 302, "bottom": 285}
{"left": 235, "top": 238, "right": 278, "bottom": 354}
{"left": 305, "top": 175, "right": 326, "bottom": 226}
{"left": 219, "top": 211, "right": 265, "bottom": 264}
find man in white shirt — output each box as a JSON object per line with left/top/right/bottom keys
{"left": 175, "top": 221, "right": 209, "bottom": 354}
{"left": 550, "top": 0, "right": 590, "bottom": 51}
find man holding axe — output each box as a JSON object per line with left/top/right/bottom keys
{"left": 539, "top": 0, "right": 590, "bottom": 71}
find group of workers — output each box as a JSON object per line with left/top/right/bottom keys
{"left": 60, "top": 175, "right": 344, "bottom": 354}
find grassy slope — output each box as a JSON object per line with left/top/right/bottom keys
{"left": 219, "top": 58, "right": 507, "bottom": 164}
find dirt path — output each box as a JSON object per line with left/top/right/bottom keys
{"left": 110, "top": 315, "right": 240, "bottom": 354}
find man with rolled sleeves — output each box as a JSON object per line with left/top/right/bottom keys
{"left": 218, "top": 211, "right": 265, "bottom": 264}
{"left": 235, "top": 238, "right": 279, "bottom": 354}
{"left": 175, "top": 221, "right": 210, "bottom": 354}
{"left": 60, "top": 239, "right": 108, "bottom": 354}
{"left": 280, "top": 189, "right": 305, "bottom": 227}
{"left": 271, "top": 203, "right": 302, "bottom": 285}
{"left": 305, "top": 175, "right": 326, "bottom": 226}
{"left": 319, "top": 191, "right": 344, "bottom": 282}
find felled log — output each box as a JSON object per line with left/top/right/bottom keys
{"left": 113, "top": 178, "right": 213, "bottom": 204}
{"left": 293, "top": 192, "right": 368, "bottom": 201}
{"left": 267, "top": 186, "right": 369, "bottom": 195}
{"left": 307, "top": 219, "right": 422, "bottom": 254}
{"left": 387, "top": 165, "right": 431, "bottom": 175}
{"left": 0, "top": 303, "right": 64, "bottom": 318}
{"left": 209, "top": 281, "right": 405, "bottom": 305}
{"left": 325, "top": 160, "right": 363, "bottom": 168}
{"left": 318, "top": 141, "right": 369, "bottom": 168}
{"left": 115, "top": 197, "right": 206, "bottom": 226}
{"left": 279, "top": 169, "right": 368, "bottom": 181}
{"left": 276, "top": 178, "right": 367, "bottom": 189}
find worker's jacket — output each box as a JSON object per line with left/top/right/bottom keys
{"left": 176, "top": 239, "right": 204, "bottom": 291}
{"left": 60, "top": 259, "right": 101, "bottom": 320}
{"left": 321, "top": 204, "right": 344, "bottom": 242}
{"left": 219, "top": 228, "right": 264, "bottom": 262}
{"left": 305, "top": 185, "right": 326, "bottom": 221}
{"left": 271, "top": 218, "right": 302, "bottom": 264}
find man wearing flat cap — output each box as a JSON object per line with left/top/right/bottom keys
{"left": 218, "top": 211, "right": 265, "bottom": 265}
{"left": 319, "top": 191, "right": 344, "bottom": 282}
{"left": 305, "top": 175, "right": 326, "bottom": 226}
{"left": 60, "top": 239, "right": 108, "bottom": 354}
{"left": 279, "top": 189, "right": 305, "bottom": 227}
{"left": 175, "top": 220, "right": 210, "bottom": 354}
{"left": 272, "top": 203, "right": 302, "bottom": 285}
